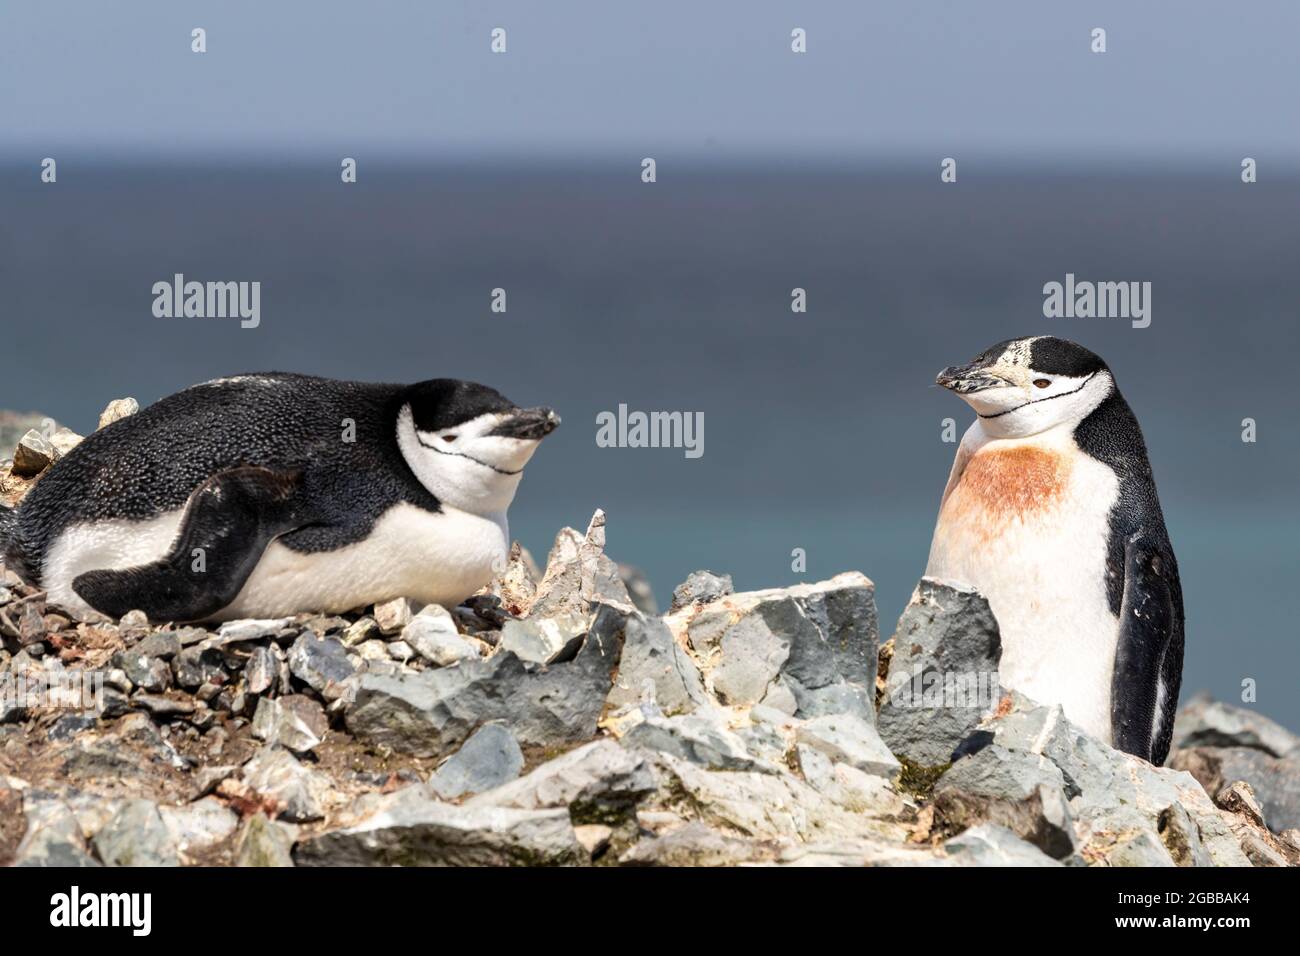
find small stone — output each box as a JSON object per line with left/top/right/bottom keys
{"left": 402, "top": 605, "right": 479, "bottom": 666}
{"left": 216, "top": 618, "right": 294, "bottom": 644}
{"left": 132, "top": 694, "right": 196, "bottom": 718}
{"left": 288, "top": 634, "right": 356, "bottom": 701}
{"left": 374, "top": 597, "right": 421, "bottom": 635}
{"left": 428, "top": 723, "right": 525, "bottom": 800}
{"left": 241, "top": 747, "right": 332, "bottom": 822}
{"left": 622, "top": 708, "right": 771, "bottom": 772}
{"left": 670, "top": 570, "right": 734, "bottom": 611}
{"left": 236, "top": 813, "right": 294, "bottom": 867}
{"left": 92, "top": 800, "right": 180, "bottom": 867}
{"left": 173, "top": 645, "right": 225, "bottom": 690}
{"left": 387, "top": 640, "right": 416, "bottom": 663}
{"left": 11, "top": 430, "right": 55, "bottom": 478}
{"left": 47, "top": 426, "right": 83, "bottom": 458}
{"left": 341, "top": 616, "right": 380, "bottom": 647}
{"left": 159, "top": 797, "right": 239, "bottom": 858}
{"left": 244, "top": 645, "right": 278, "bottom": 695}
{"left": 252, "top": 695, "right": 328, "bottom": 753}
{"left": 111, "top": 645, "right": 172, "bottom": 692}
{"left": 96, "top": 397, "right": 139, "bottom": 430}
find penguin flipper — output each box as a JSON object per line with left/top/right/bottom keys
{"left": 73, "top": 466, "right": 310, "bottom": 622}
{"left": 1110, "top": 531, "right": 1180, "bottom": 763}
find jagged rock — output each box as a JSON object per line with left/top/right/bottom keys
{"left": 795, "top": 713, "right": 900, "bottom": 778}
{"left": 240, "top": 747, "right": 332, "bottom": 822}
{"left": 244, "top": 646, "right": 279, "bottom": 695}
{"left": 288, "top": 634, "right": 355, "bottom": 701}
{"left": 252, "top": 695, "right": 328, "bottom": 753}
{"left": 402, "top": 605, "right": 478, "bottom": 666}
{"left": 428, "top": 723, "right": 525, "bottom": 800}
{"left": 527, "top": 511, "right": 634, "bottom": 619}
{"left": 96, "top": 397, "right": 139, "bottom": 430}
{"left": 344, "top": 604, "right": 623, "bottom": 757}
{"left": 941, "top": 824, "right": 1064, "bottom": 867}
{"left": 498, "top": 614, "right": 586, "bottom": 665}
{"left": 932, "top": 743, "right": 1076, "bottom": 859}
{"left": 1171, "top": 745, "right": 1300, "bottom": 834}
{"left": 975, "top": 695, "right": 1252, "bottom": 866}
{"left": 47, "top": 426, "right": 83, "bottom": 458}
{"left": 670, "top": 570, "right": 733, "bottom": 611}
{"left": 604, "top": 613, "right": 707, "bottom": 715}
{"left": 173, "top": 644, "right": 225, "bottom": 690}
{"left": 665, "top": 572, "right": 879, "bottom": 722}
{"left": 12, "top": 799, "right": 100, "bottom": 867}
{"left": 111, "top": 645, "right": 172, "bottom": 693}
{"left": 293, "top": 786, "right": 584, "bottom": 866}
{"left": 470, "top": 739, "right": 658, "bottom": 824}
{"left": 877, "top": 578, "right": 1002, "bottom": 766}
{"left": 620, "top": 706, "right": 772, "bottom": 772}
{"left": 12, "top": 430, "right": 56, "bottom": 478}
{"left": 373, "top": 598, "right": 421, "bottom": 635}
{"left": 0, "top": 411, "right": 51, "bottom": 461}
{"left": 93, "top": 799, "right": 180, "bottom": 866}
{"left": 495, "top": 542, "right": 540, "bottom": 615}
{"left": 1172, "top": 693, "right": 1299, "bottom": 758}
{"left": 795, "top": 744, "right": 910, "bottom": 818}
{"left": 236, "top": 813, "right": 295, "bottom": 867}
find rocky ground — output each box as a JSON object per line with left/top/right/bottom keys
{"left": 1, "top": 406, "right": 1298, "bottom": 867}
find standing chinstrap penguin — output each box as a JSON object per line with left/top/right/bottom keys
{"left": 0, "top": 373, "right": 559, "bottom": 623}
{"left": 926, "top": 336, "right": 1183, "bottom": 764}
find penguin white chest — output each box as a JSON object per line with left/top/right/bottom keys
{"left": 216, "top": 503, "right": 507, "bottom": 620}
{"left": 925, "top": 437, "right": 1121, "bottom": 742}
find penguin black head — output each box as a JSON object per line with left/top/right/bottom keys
{"left": 397, "top": 379, "right": 560, "bottom": 514}
{"left": 936, "top": 336, "right": 1114, "bottom": 436}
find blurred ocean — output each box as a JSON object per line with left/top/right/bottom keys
{"left": 1, "top": 161, "right": 1296, "bottom": 727}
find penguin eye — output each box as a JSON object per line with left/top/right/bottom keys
{"left": 1033, "top": 379, "right": 1051, "bottom": 389}
{"left": 442, "top": 434, "right": 458, "bottom": 443}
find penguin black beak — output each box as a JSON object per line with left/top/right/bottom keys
{"left": 936, "top": 363, "right": 1006, "bottom": 394}
{"left": 490, "top": 407, "right": 561, "bottom": 440}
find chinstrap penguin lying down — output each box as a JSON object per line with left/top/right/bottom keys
{"left": 0, "top": 373, "right": 559, "bottom": 624}
{"left": 927, "top": 336, "right": 1183, "bottom": 765}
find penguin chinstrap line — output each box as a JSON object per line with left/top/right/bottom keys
{"left": 928, "top": 336, "right": 1184, "bottom": 765}
{"left": 0, "top": 374, "right": 560, "bottom": 624}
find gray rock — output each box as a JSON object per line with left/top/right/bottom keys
{"left": 933, "top": 743, "right": 1076, "bottom": 859}
{"left": 877, "top": 577, "right": 1002, "bottom": 766}
{"left": 670, "top": 570, "right": 734, "bottom": 611}
{"left": 620, "top": 821, "right": 774, "bottom": 866}
{"left": 498, "top": 615, "right": 586, "bottom": 665}
{"left": 293, "top": 786, "right": 584, "bottom": 866}
{"left": 215, "top": 618, "right": 294, "bottom": 644}
{"left": 173, "top": 644, "right": 225, "bottom": 690}
{"left": 12, "top": 800, "right": 101, "bottom": 867}
{"left": 470, "top": 739, "right": 659, "bottom": 824}
{"left": 711, "top": 615, "right": 791, "bottom": 706}
{"left": 428, "top": 723, "right": 525, "bottom": 799}
{"left": 942, "top": 824, "right": 1064, "bottom": 867}
{"left": 1171, "top": 694, "right": 1300, "bottom": 759}
{"left": 133, "top": 630, "right": 182, "bottom": 660}
{"left": 244, "top": 645, "right": 279, "bottom": 695}
{"left": 288, "top": 634, "right": 356, "bottom": 701}
{"left": 623, "top": 707, "right": 772, "bottom": 772}
{"left": 387, "top": 640, "right": 416, "bottom": 663}
{"left": 345, "top": 603, "right": 623, "bottom": 757}
{"left": 402, "top": 605, "right": 479, "bottom": 666}
{"left": 132, "top": 694, "right": 196, "bottom": 718}
{"left": 669, "top": 572, "right": 879, "bottom": 722}
{"left": 11, "top": 429, "right": 55, "bottom": 477}
{"left": 1170, "top": 745, "right": 1300, "bottom": 833}
{"left": 236, "top": 813, "right": 295, "bottom": 867}
{"left": 93, "top": 799, "right": 180, "bottom": 866}
{"left": 241, "top": 747, "right": 332, "bottom": 822}
{"left": 252, "top": 695, "right": 328, "bottom": 753}
{"left": 796, "top": 713, "right": 901, "bottom": 778}
{"left": 605, "top": 613, "right": 707, "bottom": 715}
{"left": 0, "top": 411, "right": 52, "bottom": 461}
{"left": 111, "top": 646, "right": 172, "bottom": 693}
{"left": 527, "top": 511, "right": 635, "bottom": 619}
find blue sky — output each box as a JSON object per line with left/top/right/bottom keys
{"left": 3, "top": 0, "right": 1299, "bottom": 161}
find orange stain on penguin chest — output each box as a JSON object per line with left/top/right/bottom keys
{"left": 949, "top": 445, "right": 1072, "bottom": 523}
